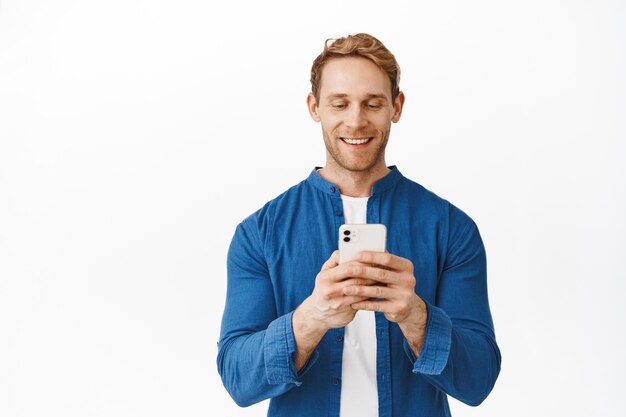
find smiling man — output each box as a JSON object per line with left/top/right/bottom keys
{"left": 310, "top": 56, "right": 399, "bottom": 184}
{"left": 217, "top": 33, "right": 501, "bottom": 417}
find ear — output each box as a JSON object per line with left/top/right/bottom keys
{"left": 307, "top": 93, "right": 321, "bottom": 122}
{"left": 391, "top": 91, "right": 405, "bottom": 123}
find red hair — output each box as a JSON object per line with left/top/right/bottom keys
{"left": 310, "top": 33, "right": 401, "bottom": 102}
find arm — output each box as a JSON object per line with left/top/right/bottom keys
{"left": 292, "top": 302, "right": 327, "bottom": 371}
{"left": 346, "top": 215, "right": 501, "bottom": 406}
{"left": 406, "top": 217, "right": 501, "bottom": 406}
{"left": 217, "top": 221, "right": 374, "bottom": 406}
{"left": 217, "top": 218, "right": 305, "bottom": 407}
{"left": 291, "top": 250, "right": 375, "bottom": 370}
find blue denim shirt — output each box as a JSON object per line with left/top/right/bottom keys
{"left": 217, "top": 166, "right": 501, "bottom": 417}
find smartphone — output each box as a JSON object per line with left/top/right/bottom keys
{"left": 338, "top": 224, "right": 387, "bottom": 264}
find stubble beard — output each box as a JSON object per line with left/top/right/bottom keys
{"left": 322, "top": 127, "right": 390, "bottom": 175}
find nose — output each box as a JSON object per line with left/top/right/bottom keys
{"left": 345, "top": 105, "right": 368, "bottom": 130}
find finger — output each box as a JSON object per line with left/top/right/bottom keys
{"left": 330, "top": 279, "right": 378, "bottom": 298}
{"left": 324, "top": 262, "right": 366, "bottom": 282}
{"left": 350, "top": 300, "right": 393, "bottom": 312}
{"left": 342, "top": 295, "right": 371, "bottom": 306}
{"left": 319, "top": 278, "right": 379, "bottom": 299}
{"left": 348, "top": 263, "right": 399, "bottom": 284}
{"left": 357, "top": 251, "right": 413, "bottom": 272}
{"left": 321, "top": 250, "right": 340, "bottom": 271}
{"left": 340, "top": 277, "right": 378, "bottom": 287}
{"left": 343, "top": 284, "right": 398, "bottom": 299}
{"left": 327, "top": 262, "right": 398, "bottom": 283}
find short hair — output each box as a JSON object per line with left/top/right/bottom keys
{"left": 310, "top": 33, "right": 401, "bottom": 102}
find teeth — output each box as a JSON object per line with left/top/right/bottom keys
{"left": 343, "top": 138, "right": 370, "bottom": 145}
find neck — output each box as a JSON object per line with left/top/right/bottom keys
{"left": 318, "top": 162, "right": 390, "bottom": 197}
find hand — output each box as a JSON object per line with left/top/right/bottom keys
{"left": 292, "top": 250, "right": 377, "bottom": 370}
{"left": 299, "top": 250, "right": 378, "bottom": 331}
{"left": 342, "top": 251, "right": 428, "bottom": 355}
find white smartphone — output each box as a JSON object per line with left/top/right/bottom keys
{"left": 338, "top": 224, "right": 387, "bottom": 264}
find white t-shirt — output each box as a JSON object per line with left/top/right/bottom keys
{"left": 339, "top": 194, "right": 378, "bottom": 417}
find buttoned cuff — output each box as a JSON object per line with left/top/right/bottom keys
{"left": 403, "top": 302, "right": 452, "bottom": 375}
{"left": 264, "top": 311, "right": 319, "bottom": 385}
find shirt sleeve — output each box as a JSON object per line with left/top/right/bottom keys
{"left": 216, "top": 215, "right": 318, "bottom": 407}
{"left": 402, "top": 207, "right": 502, "bottom": 406}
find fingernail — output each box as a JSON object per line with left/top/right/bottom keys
{"left": 344, "top": 287, "right": 354, "bottom": 295}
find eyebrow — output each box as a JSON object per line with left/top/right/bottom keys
{"left": 326, "top": 93, "right": 388, "bottom": 101}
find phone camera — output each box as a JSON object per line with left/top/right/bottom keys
{"left": 343, "top": 237, "right": 350, "bottom": 242}
{"left": 343, "top": 230, "right": 351, "bottom": 236}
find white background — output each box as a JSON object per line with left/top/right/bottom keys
{"left": 1, "top": 1, "right": 625, "bottom": 416}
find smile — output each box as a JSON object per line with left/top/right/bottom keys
{"left": 341, "top": 137, "right": 372, "bottom": 145}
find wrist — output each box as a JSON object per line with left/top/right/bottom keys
{"left": 398, "top": 296, "right": 428, "bottom": 357}
{"left": 293, "top": 298, "right": 329, "bottom": 336}
{"left": 292, "top": 299, "right": 328, "bottom": 371}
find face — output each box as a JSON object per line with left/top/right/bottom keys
{"left": 307, "top": 56, "right": 404, "bottom": 175}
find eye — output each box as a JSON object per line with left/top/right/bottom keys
{"left": 366, "top": 102, "right": 383, "bottom": 109}
{"left": 331, "top": 103, "right": 347, "bottom": 109}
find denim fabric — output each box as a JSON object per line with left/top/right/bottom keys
{"left": 217, "top": 166, "right": 501, "bottom": 416}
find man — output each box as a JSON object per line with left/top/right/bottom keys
{"left": 217, "top": 33, "right": 501, "bottom": 417}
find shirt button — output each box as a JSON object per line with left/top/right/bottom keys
{"left": 336, "top": 335, "right": 343, "bottom": 342}
{"left": 335, "top": 210, "right": 342, "bottom": 217}
{"left": 333, "top": 378, "right": 340, "bottom": 386}
{"left": 329, "top": 186, "right": 336, "bottom": 193}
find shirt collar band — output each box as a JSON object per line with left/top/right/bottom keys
{"left": 306, "top": 166, "right": 403, "bottom": 196}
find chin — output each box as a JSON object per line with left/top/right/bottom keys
{"left": 340, "top": 161, "right": 380, "bottom": 173}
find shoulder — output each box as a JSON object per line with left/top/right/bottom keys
{"left": 396, "top": 175, "right": 483, "bottom": 266}
{"left": 238, "top": 176, "right": 312, "bottom": 238}
{"left": 395, "top": 175, "right": 475, "bottom": 228}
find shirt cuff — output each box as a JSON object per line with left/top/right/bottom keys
{"left": 403, "top": 301, "right": 452, "bottom": 375}
{"left": 264, "top": 311, "right": 319, "bottom": 385}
